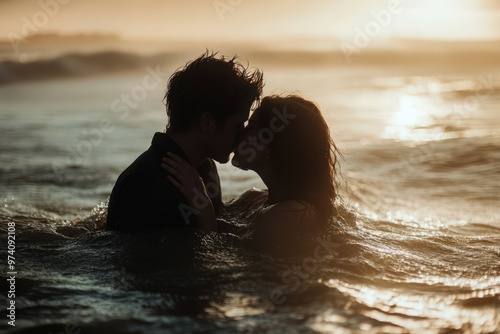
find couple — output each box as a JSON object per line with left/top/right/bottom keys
{"left": 106, "top": 52, "right": 340, "bottom": 240}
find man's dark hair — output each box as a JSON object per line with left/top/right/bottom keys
{"left": 164, "top": 51, "right": 264, "bottom": 132}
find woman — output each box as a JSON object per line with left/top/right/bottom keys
{"left": 162, "top": 95, "right": 341, "bottom": 241}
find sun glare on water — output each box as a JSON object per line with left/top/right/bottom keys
{"left": 383, "top": 94, "right": 445, "bottom": 141}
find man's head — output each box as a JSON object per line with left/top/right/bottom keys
{"left": 164, "top": 51, "right": 264, "bottom": 163}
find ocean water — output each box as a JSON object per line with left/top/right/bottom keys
{"left": 0, "top": 53, "right": 499, "bottom": 333}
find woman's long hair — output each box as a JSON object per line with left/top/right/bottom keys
{"left": 255, "top": 95, "right": 341, "bottom": 219}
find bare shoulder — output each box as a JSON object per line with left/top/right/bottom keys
{"left": 265, "top": 200, "right": 313, "bottom": 212}
{"left": 227, "top": 188, "right": 268, "bottom": 206}
{"left": 254, "top": 200, "right": 319, "bottom": 237}
{"left": 239, "top": 188, "right": 268, "bottom": 199}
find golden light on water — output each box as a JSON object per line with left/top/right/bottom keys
{"left": 379, "top": 75, "right": 485, "bottom": 143}
{"left": 383, "top": 94, "right": 440, "bottom": 141}
{"left": 321, "top": 279, "right": 500, "bottom": 332}
{"left": 380, "top": 75, "right": 497, "bottom": 142}
{"left": 0, "top": 1, "right": 499, "bottom": 333}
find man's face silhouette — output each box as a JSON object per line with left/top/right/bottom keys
{"left": 206, "top": 109, "right": 249, "bottom": 163}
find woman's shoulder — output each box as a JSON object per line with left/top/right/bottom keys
{"left": 238, "top": 188, "right": 268, "bottom": 199}
{"left": 260, "top": 200, "right": 318, "bottom": 223}
{"left": 254, "top": 200, "right": 319, "bottom": 237}
{"left": 227, "top": 188, "right": 268, "bottom": 206}
{"left": 251, "top": 200, "right": 322, "bottom": 253}
{"left": 222, "top": 188, "right": 268, "bottom": 221}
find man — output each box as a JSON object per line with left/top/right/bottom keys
{"left": 106, "top": 52, "right": 264, "bottom": 232}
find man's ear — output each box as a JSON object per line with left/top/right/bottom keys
{"left": 200, "top": 112, "right": 217, "bottom": 133}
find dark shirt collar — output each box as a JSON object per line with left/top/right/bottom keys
{"left": 151, "top": 132, "right": 191, "bottom": 164}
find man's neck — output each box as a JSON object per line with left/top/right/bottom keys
{"left": 167, "top": 131, "right": 207, "bottom": 167}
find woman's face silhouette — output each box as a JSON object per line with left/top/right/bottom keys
{"left": 231, "top": 109, "right": 270, "bottom": 171}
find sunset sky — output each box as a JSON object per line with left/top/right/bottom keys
{"left": 1, "top": 0, "right": 500, "bottom": 48}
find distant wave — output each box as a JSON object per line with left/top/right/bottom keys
{"left": 0, "top": 51, "right": 176, "bottom": 84}
{"left": 3, "top": 48, "right": 500, "bottom": 84}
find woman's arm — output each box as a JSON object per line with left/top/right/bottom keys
{"left": 161, "top": 152, "right": 218, "bottom": 232}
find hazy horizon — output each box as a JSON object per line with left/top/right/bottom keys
{"left": 2, "top": 0, "right": 500, "bottom": 54}
{"left": 1, "top": 1, "right": 500, "bottom": 82}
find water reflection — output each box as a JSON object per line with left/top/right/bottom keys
{"left": 382, "top": 75, "right": 498, "bottom": 142}
{"left": 384, "top": 94, "right": 446, "bottom": 141}
{"left": 322, "top": 279, "right": 499, "bottom": 333}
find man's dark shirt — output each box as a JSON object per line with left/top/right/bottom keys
{"left": 106, "top": 132, "right": 222, "bottom": 232}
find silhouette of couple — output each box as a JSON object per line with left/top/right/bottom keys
{"left": 106, "top": 52, "right": 340, "bottom": 240}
